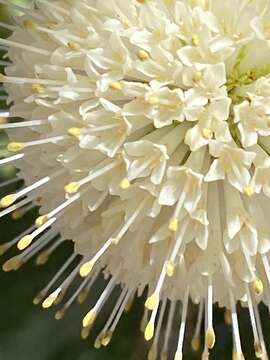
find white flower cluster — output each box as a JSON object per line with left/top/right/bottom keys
{"left": 2, "top": 0, "right": 270, "bottom": 358}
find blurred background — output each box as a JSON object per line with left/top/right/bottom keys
{"left": 0, "top": 1, "right": 269, "bottom": 359}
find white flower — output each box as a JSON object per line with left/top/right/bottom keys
{"left": 234, "top": 98, "right": 270, "bottom": 148}
{"left": 205, "top": 141, "right": 255, "bottom": 193}
{"left": 2, "top": 1, "right": 270, "bottom": 359}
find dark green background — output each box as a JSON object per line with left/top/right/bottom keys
{"left": 0, "top": 2, "right": 269, "bottom": 359}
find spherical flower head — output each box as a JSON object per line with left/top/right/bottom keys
{"left": 2, "top": 0, "right": 270, "bottom": 358}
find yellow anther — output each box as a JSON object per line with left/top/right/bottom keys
{"left": 0, "top": 73, "right": 6, "bottom": 82}
{"left": 101, "top": 331, "right": 113, "bottom": 346}
{"left": 17, "top": 235, "right": 33, "bottom": 251}
{"left": 55, "top": 308, "right": 66, "bottom": 320}
{"left": 244, "top": 185, "right": 254, "bottom": 197}
{"left": 42, "top": 289, "right": 61, "bottom": 309}
{"left": 35, "top": 215, "right": 49, "bottom": 227}
{"left": 148, "top": 347, "right": 158, "bottom": 360}
{"left": 146, "top": 96, "right": 160, "bottom": 106}
{"left": 120, "top": 178, "right": 130, "bottom": 190}
{"left": 202, "top": 128, "right": 213, "bottom": 139}
{"left": 109, "top": 81, "right": 123, "bottom": 91}
{"left": 192, "top": 34, "right": 200, "bottom": 46}
{"left": 193, "top": 71, "right": 203, "bottom": 82}
{"left": 81, "top": 327, "right": 91, "bottom": 340}
{"left": 82, "top": 309, "right": 96, "bottom": 328}
{"left": 191, "top": 335, "right": 200, "bottom": 351}
{"left": 166, "top": 261, "right": 175, "bottom": 277}
{"left": 94, "top": 334, "right": 102, "bottom": 348}
{"left": 138, "top": 49, "right": 150, "bottom": 61}
{"left": 169, "top": 218, "right": 178, "bottom": 232}
{"left": 68, "top": 41, "right": 81, "bottom": 51}
{"left": 254, "top": 341, "right": 263, "bottom": 358}
{"left": 224, "top": 309, "right": 232, "bottom": 325}
{"left": 7, "top": 142, "right": 24, "bottom": 153}
{"left": 0, "top": 117, "right": 7, "bottom": 124}
{"left": 2, "top": 256, "right": 22, "bottom": 272}
{"left": 23, "top": 19, "right": 35, "bottom": 30}
{"left": 77, "top": 289, "right": 89, "bottom": 304}
{"left": 205, "top": 327, "right": 216, "bottom": 349}
{"left": 111, "top": 237, "right": 120, "bottom": 245}
{"left": 144, "top": 321, "right": 154, "bottom": 341}
{"left": 68, "top": 127, "right": 81, "bottom": 138}
{"left": 64, "top": 181, "right": 80, "bottom": 194}
{"left": 35, "top": 251, "right": 49, "bottom": 266}
{"left": 233, "top": 352, "right": 245, "bottom": 360}
{"left": 253, "top": 278, "right": 264, "bottom": 296}
{"left": 31, "top": 83, "right": 46, "bottom": 94}
{"left": 79, "top": 261, "right": 94, "bottom": 278}
{"left": 174, "top": 352, "right": 183, "bottom": 360}
{"left": 161, "top": 351, "right": 168, "bottom": 360}
{"left": 137, "top": 0, "right": 146, "bottom": 3}
{"left": 145, "top": 293, "right": 159, "bottom": 311}
{"left": 11, "top": 209, "right": 24, "bottom": 220}
{"left": 0, "top": 243, "right": 9, "bottom": 256}
{"left": 0, "top": 194, "right": 16, "bottom": 208}
{"left": 125, "top": 297, "right": 134, "bottom": 313}
{"left": 33, "top": 291, "right": 45, "bottom": 305}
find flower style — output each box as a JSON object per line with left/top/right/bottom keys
{"left": 2, "top": 1, "right": 270, "bottom": 359}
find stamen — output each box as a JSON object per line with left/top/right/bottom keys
{"left": 254, "top": 304, "right": 267, "bottom": 359}
{"left": 35, "top": 237, "right": 63, "bottom": 266}
{"left": 174, "top": 287, "right": 190, "bottom": 360}
{"left": 229, "top": 291, "right": 243, "bottom": 358}
{"left": 37, "top": 192, "right": 81, "bottom": 225}
{"left": 145, "top": 264, "right": 167, "bottom": 311}
{"left": 43, "top": 259, "right": 82, "bottom": 309}
{"left": 33, "top": 254, "right": 77, "bottom": 305}
{"left": 140, "top": 307, "right": 149, "bottom": 332}
{"left": 97, "top": 287, "right": 128, "bottom": 346}
{"left": 0, "top": 21, "right": 16, "bottom": 32}
{"left": 36, "top": 0, "right": 70, "bottom": 15}
{"left": 111, "top": 197, "right": 148, "bottom": 245}
{"left": 0, "top": 39, "right": 50, "bottom": 55}
{"left": 206, "top": 276, "right": 215, "bottom": 349}
{"left": 162, "top": 300, "right": 176, "bottom": 358}
{"left": 0, "top": 119, "right": 48, "bottom": 130}
{"left": 101, "top": 289, "right": 134, "bottom": 347}
{"left": 0, "top": 173, "right": 59, "bottom": 208}
{"left": 82, "top": 269, "right": 120, "bottom": 328}
{"left": 0, "top": 225, "right": 35, "bottom": 256}
{"left": 246, "top": 284, "right": 260, "bottom": 357}
{"left": 166, "top": 218, "right": 189, "bottom": 275}
{"left": 0, "top": 153, "right": 25, "bottom": 166}
{"left": 17, "top": 216, "right": 56, "bottom": 250}
{"left": 65, "top": 160, "right": 121, "bottom": 194}
{"left": 149, "top": 299, "right": 167, "bottom": 360}
{"left": 191, "top": 301, "right": 203, "bottom": 351}
{"left": 79, "top": 238, "right": 113, "bottom": 278}
{"left": 144, "top": 297, "right": 159, "bottom": 341}
{"left": 22, "top": 230, "right": 59, "bottom": 264}
{"left": 77, "top": 270, "right": 99, "bottom": 304}
{"left": 0, "top": 177, "right": 21, "bottom": 190}
{"left": 169, "top": 181, "right": 189, "bottom": 231}
{"left": 0, "top": 197, "right": 32, "bottom": 219}
{"left": 7, "top": 135, "right": 69, "bottom": 152}
{"left": 11, "top": 203, "right": 35, "bottom": 220}
{"left": 0, "top": 74, "right": 65, "bottom": 86}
